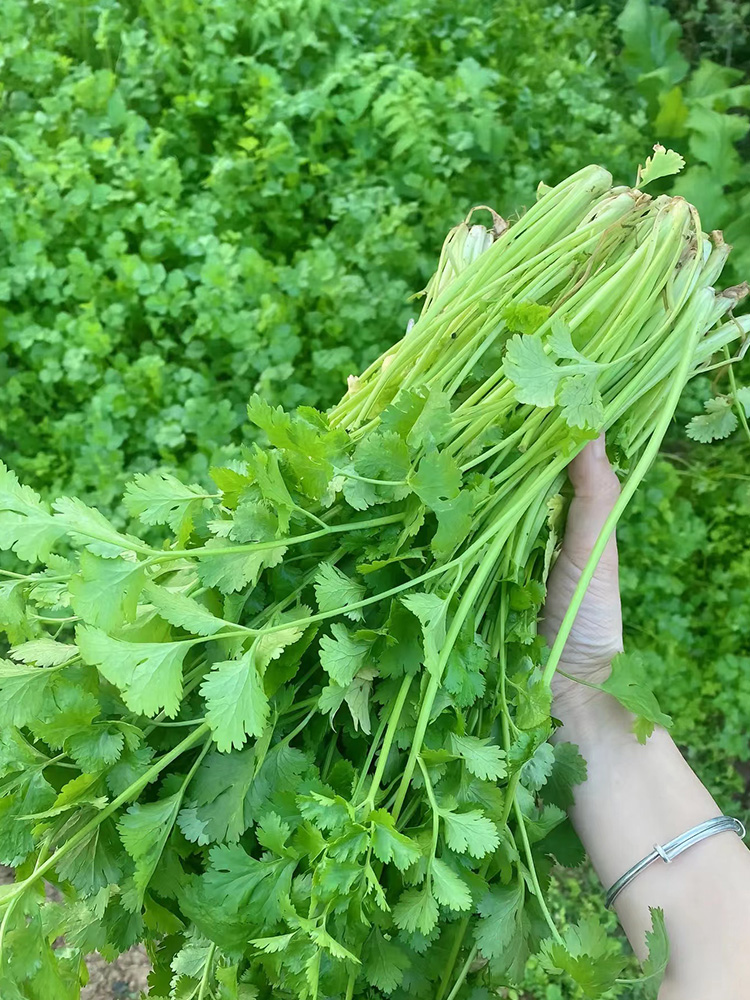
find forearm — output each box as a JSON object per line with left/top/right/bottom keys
{"left": 553, "top": 682, "right": 750, "bottom": 999}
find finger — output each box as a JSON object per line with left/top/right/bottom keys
{"left": 562, "top": 435, "right": 621, "bottom": 570}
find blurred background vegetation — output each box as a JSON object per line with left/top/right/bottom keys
{"left": 0, "top": 0, "right": 748, "bottom": 994}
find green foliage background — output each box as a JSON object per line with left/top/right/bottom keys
{"left": 0, "top": 0, "right": 749, "bottom": 994}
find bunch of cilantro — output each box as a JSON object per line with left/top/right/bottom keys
{"left": 1, "top": 153, "right": 748, "bottom": 1000}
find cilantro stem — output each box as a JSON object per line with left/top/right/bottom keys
{"left": 352, "top": 709, "right": 390, "bottom": 803}
{"left": 146, "top": 512, "right": 405, "bottom": 564}
{"left": 444, "top": 945, "right": 478, "bottom": 1000}
{"left": 148, "top": 717, "right": 206, "bottom": 728}
{"left": 336, "top": 469, "right": 408, "bottom": 487}
{"left": 281, "top": 708, "right": 316, "bottom": 747}
{"left": 555, "top": 667, "right": 605, "bottom": 691}
{"left": 0, "top": 837, "right": 53, "bottom": 969}
{"left": 436, "top": 850, "right": 496, "bottom": 1000}
{"left": 321, "top": 730, "right": 338, "bottom": 781}
{"left": 513, "top": 796, "right": 563, "bottom": 944}
{"left": 416, "top": 756, "right": 441, "bottom": 862}
{"left": 542, "top": 320, "right": 700, "bottom": 686}
{"left": 344, "top": 969, "right": 356, "bottom": 1000}
{"left": 196, "top": 942, "right": 217, "bottom": 1000}
{"left": 723, "top": 344, "right": 750, "bottom": 447}
{"left": 362, "top": 674, "right": 412, "bottom": 812}
{"left": 392, "top": 531, "right": 514, "bottom": 819}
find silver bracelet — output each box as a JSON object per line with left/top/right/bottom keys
{"left": 605, "top": 815, "right": 746, "bottom": 909}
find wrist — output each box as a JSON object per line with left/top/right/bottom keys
{"left": 550, "top": 669, "right": 629, "bottom": 744}
{"left": 550, "top": 661, "right": 610, "bottom": 713}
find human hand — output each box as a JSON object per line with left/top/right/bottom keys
{"left": 540, "top": 435, "right": 623, "bottom": 709}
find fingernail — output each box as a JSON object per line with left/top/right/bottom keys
{"left": 592, "top": 434, "right": 606, "bottom": 460}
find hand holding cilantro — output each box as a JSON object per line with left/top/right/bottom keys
{"left": 545, "top": 442, "right": 750, "bottom": 999}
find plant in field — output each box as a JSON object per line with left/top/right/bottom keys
{"left": 0, "top": 153, "right": 748, "bottom": 1000}
{"left": 618, "top": 0, "right": 750, "bottom": 284}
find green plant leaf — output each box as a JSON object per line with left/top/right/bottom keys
{"left": 637, "top": 144, "right": 686, "bottom": 188}
{"left": 440, "top": 807, "right": 500, "bottom": 858}
{"left": 314, "top": 563, "right": 366, "bottom": 622}
{"left": 77, "top": 626, "right": 189, "bottom": 718}
{"left": 200, "top": 649, "right": 270, "bottom": 752}
{"left": 601, "top": 652, "right": 673, "bottom": 742}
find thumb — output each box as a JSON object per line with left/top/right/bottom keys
{"left": 562, "top": 435, "right": 621, "bottom": 570}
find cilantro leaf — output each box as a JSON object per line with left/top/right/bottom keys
{"left": 401, "top": 592, "right": 448, "bottom": 677}
{"left": 686, "top": 395, "right": 738, "bottom": 442}
{"left": 370, "top": 809, "right": 422, "bottom": 870}
{"left": 184, "top": 843, "right": 297, "bottom": 949}
{"left": 637, "top": 144, "right": 686, "bottom": 188}
{"left": 514, "top": 667, "right": 553, "bottom": 730}
{"left": 475, "top": 881, "right": 525, "bottom": 960}
{"left": 11, "top": 638, "right": 78, "bottom": 666}
{"left": 355, "top": 430, "right": 411, "bottom": 482}
{"left": 540, "top": 915, "right": 626, "bottom": 997}
{"left": 53, "top": 496, "right": 144, "bottom": 557}
{"left": 503, "top": 301, "right": 551, "bottom": 335}
{"left": 543, "top": 742, "right": 588, "bottom": 809}
{"left": 735, "top": 385, "right": 750, "bottom": 416}
{"left": 432, "top": 488, "right": 475, "bottom": 560}
{"left": 123, "top": 471, "right": 211, "bottom": 543}
{"left": 0, "top": 660, "right": 61, "bottom": 728}
{"left": 502, "top": 334, "right": 561, "bottom": 407}
{"left": 0, "top": 759, "right": 56, "bottom": 866}
{"left": 178, "top": 747, "right": 256, "bottom": 844}
{"left": 228, "top": 499, "right": 278, "bottom": 543}
{"left": 0, "top": 461, "right": 64, "bottom": 562}
{"left": 558, "top": 373, "right": 604, "bottom": 430}
{"left": 69, "top": 551, "right": 145, "bottom": 631}
{"left": 118, "top": 792, "right": 183, "bottom": 910}
{"left": 319, "top": 623, "right": 372, "bottom": 687}
{"left": 411, "top": 449, "right": 461, "bottom": 508}
{"left": 200, "top": 649, "right": 270, "bottom": 752}
{"left": 547, "top": 315, "right": 589, "bottom": 362}
{"left": 639, "top": 907, "right": 669, "bottom": 999}
{"left": 314, "top": 563, "right": 366, "bottom": 622}
{"left": 67, "top": 723, "right": 139, "bottom": 772}
{"left": 144, "top": 581, "right": 229, "bottom": 636}
{"left": 440, "top": 807, "right": 500, "bottom": 858}
{"left": 520, "top": 742, "right": 555, "bottom": 792}
{"left": 392, "top": 885, "right": 439, "bottom": 935}
{"left": 444, "top": 630, "right": 488, "bottom": 707}
{"left": 0, "top": 580, "right": 32, "bottom": 645}
{"left": 362, "top": 929, "right": 410, "bottom": 994}
{"left": 54, "top": 816, "right": 125, "bottom": 896}
{"left": 77, "top": 626, "right": 189, "bottom": 718}
{"left": 244, "top": 447, "right": 296, "bottom": 533}
{"left": 380, "top": 388, "right": 452, "bottom": 449}
{"left": 430, "top": 857, "right": 472, "bottom": 911}
{"left": 449, "top": 733, "right": 506, "bottom": 781}
{"left": 601, "top": 652, "right": 673, "bottom": 742}
{"left": 197, "top": 537, "right": 287, "bottom": 594}
{"left": 320, "top": 667, "right": 376, "bottom": 734}
{"left": 342, "top": 431, "right": 411, "bottom": 509}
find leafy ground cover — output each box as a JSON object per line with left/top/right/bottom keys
{"left": 1, "top": 0, "right": 647, "bottom": 507}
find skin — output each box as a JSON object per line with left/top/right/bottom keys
{"left": 541, "top": 435, "right": 750, "bottom": 999}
